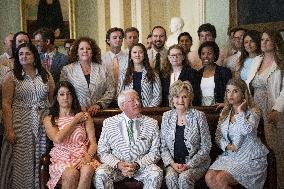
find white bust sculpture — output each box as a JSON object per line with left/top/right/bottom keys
{"left": 166, "top": 17, "right": 184, "bottom": 48}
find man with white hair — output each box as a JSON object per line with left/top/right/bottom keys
{"left": 94, "top": 89, "right": 163, "bottom": 189}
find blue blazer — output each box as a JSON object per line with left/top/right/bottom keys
{"left": 50, "top": 51, "right": 68, "bottom": 84}
{"left": 199, "top": 65, "right": 232, "bottom": 103}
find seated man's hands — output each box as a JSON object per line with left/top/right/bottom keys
{"left": 117, "top": 161, "right": 139, "bottom": 177}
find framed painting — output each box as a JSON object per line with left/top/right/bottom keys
{"left": 229, "top": 0, "right": 284, "bottom": 32}
{"left": 20, "top": 0, "right": 76, "bottom": 45}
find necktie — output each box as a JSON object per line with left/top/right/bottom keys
{"left": 155, "top": 52, "right": 161, "bottom": 71}
{"left": 127, "top": 119, "right": 134, "bottom": 143}
{"left": 41, "top": 53, "right": 51, "bottom": 71}
{"left": 112, "top": 56, "right": 119, "bottom": 89}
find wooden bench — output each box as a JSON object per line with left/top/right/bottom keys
{"left": 40, "top": 106, "right": 277, "bottom": 189}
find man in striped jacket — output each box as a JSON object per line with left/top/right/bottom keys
{"left": 94, "top": 89, "right": 163, "bottom": 189}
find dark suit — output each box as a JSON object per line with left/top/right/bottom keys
{"left": 161, "top": 66, "right": 202, "bottom": 107}
{"left": 50, "top": 51, "right": 68, "bottom": 84}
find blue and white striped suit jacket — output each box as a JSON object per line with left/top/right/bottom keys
{"left": 160, "top": 109, "right": 211, "bottom": 168}
{"left": 98, "top": 113, "right": 161, "bottom": 168}
{"left": 215, "top": 110, "right": 269, "bottom": 160}
{"left": 120, "top": 68, "right": 162, "bottom": 107}
{"left": 60, "top": 62, "right": 115, "bottom": 109}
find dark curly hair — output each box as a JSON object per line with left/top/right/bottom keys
{"left": 198, "top": 41, "right": 220, "bottom": 62}
{"left": 124, "top": 43, "right": 156, "bottom": 85}
{"left": 14, "top": 43, "right": 49, "bottom": 83}
{"left": 197, "top": 23, "right": 216, "bottom": 39}
{"left": 69, "top": 37, "right": 102, "bottom": 64}
{"left": 105, "top": 27, "right": 124, "bottom": 46}
{"left": 49, "top": 81, "right": 81, "bottom": 126}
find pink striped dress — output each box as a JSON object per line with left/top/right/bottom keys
{"left": 47, "top": 116, "right": 99, "bottom": 189}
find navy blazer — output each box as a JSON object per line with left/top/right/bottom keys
{"left": 160, "top": 66, "right": 202, "bottom": 107}
{"left": 199, "top": 65, "right": 232, "bottom": 103}
{"left": 50, "top": 52, "right": 68, "bottom": 84}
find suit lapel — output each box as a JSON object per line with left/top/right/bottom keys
{"left": 169, "top": 110, "right": 177, "bottom": 140}
{"left": 88, "top": 63, "right": 98, "bottom": 100}
{"left": 117, "top": 114, "right": 130, "bottom": 145}
{"left": 75, "top": 62, "right": 92, "bottom": 101}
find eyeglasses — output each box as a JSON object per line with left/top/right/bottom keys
{"left": 233, "top": 36, "right": 243, "bottom": 41}
{"left": 168, "top": 54, "right": 183, "bottom": 59}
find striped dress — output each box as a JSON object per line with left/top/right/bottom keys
{"left": 210, "top": 110, "right": 269, "bottom": 189}
{"left": 47, "top": 116, "right": 99, "bottom": 189}
{"left": 0, "top": 72, "right": 50, "bottom": 189}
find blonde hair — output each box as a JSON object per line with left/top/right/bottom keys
{"left": 169, "top": 80, "right": 193, "bottom": 108}
{"left": 219, "top": 78, "right": 260, "bottom": 123}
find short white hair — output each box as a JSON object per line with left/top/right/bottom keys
{"left": 117, "top": 89, "right": 138, "bottom": 109}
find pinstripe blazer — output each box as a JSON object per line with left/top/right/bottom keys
{"left": 98, "top": 113, "right": 161, "bottom": 168}
{"left": 120, "top": 68, "right": 162, "bottom": 107}
{"left": 60, "top": 61, "right": 115, "bottom": 109}
{"left": 160, "top": 109, "right": 211, "bottom": 168}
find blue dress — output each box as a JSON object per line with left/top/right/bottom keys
{"left": 209, "top": 110, "right": 268, "bottom": 189}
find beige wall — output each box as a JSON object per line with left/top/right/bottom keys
{"left": 205, "top": 0, "right": 229, "bottom": 48}
{"left": 0, "top": 0, "right": 21, "bottom": 53}
{"left": 0, "top": 0, "right": 229, "bottom": 54}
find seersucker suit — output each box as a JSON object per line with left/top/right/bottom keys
{"left": 160, "top": 108, "right": 211, "bottom": 189}
{"left": 120, "top": 68, "right": 162, "bottom": 107}
{"left": 94, "top": 113, "right": 163, "bottom": 189}
{"left": 60, "top": 61, "right": 115, "bottom": 109}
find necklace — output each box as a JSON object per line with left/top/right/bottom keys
{"left": 80, "top": 62, "right": 91, "bottom": 75}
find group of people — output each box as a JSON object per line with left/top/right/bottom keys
{"left": 0, "top": 20, "right": 283, "bottom": 189}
